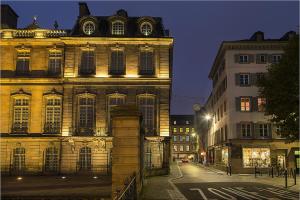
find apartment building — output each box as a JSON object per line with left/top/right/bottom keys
{"left": 204, "top": 31, "right": 299, "bottom": 173}
{"left": 0, "top": 3, "right": 173, "bottom": 175}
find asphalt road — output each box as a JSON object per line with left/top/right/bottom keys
{"left": 173, "top": 163, "right": 299, "bottom": 200}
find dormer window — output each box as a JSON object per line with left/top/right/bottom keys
{"left": 140, "top": 22, "right": 152, "bottom": 36}
{"left": 82, "top": 21, "right": 95, "bottom": 35}
{"left": 112, "top": 21, "right": 125, "bottom": 35}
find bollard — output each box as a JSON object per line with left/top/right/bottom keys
{"left": 226, "top": 165, "right": 228, "bottom": 175}
{"left": 285, "top": 169, "right": 288, "bottom": 188}
{"left": 255, "top": 166, "right": 257, "bottom": 178}
{"left": 229, "top": 164, "right": 232, "bottom": 176}
{"left": 272, "top": 166, "right": 274, "bottom": 178}
{"left": 294, "top": 169, "right": 297, "bottom": 185}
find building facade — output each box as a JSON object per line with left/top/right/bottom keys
{"left": 170, "top": 115, "right": 198, "bottom": 161}
{"left": 203, "top": 31, "right": 299, "bottom": 173}
{"left": 0, "top": 3, "right": 173, "bottom": 175}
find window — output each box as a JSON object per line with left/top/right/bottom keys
{"left": 48, "top": 51, "right": 62, "bottom": 75}
{"left": 220, "top": 105, "right": 223, "bottom": 118}
{"left": 173, "top": 136, "right": 177, "bottom": 142}
{"left": 272, "top": 54, "right": 282, "bottom": 63}
{"left": 79, "top": 147, "right": 92, "bottom": 171}
{"left": 179, "top": 145, "right": 184, "bottom": 152}
{"left": 140, "top": 22, "right": 152, "bottom": 36}
{"left": 224, "top": 100, "right": 227, "bottom": 113}
{"left": 112, "top": 21, "right": 125, "bottom": 35}
{"left": 241, "top": 97, "right": 250, "bottom": 111}
{"left": 186, "top": 136, "right": 190, "bottom": 142}
{"left": 239, "top": 55, "right": 248, "bottom": 63}
{"left": 173, "top": 120, "right": 176, "bottom": 125}
{"left": 191, "top": 128, "right": 195, "bottom": 133}
{"left": 258, "top": 54, "right": 267, "bottom": 63}
{"left": 243, "top": 148, "right": 270, "bottom": 168}
{"left": 179, "top": 128, "right": 183, "bottom": 133}
{"left": 44, "top": 97, "right": 61, "bottom": 134}
{"left": 12, "top": 147, "right": 25, "bottom": 172}
{"left": 80, "top": 50, "right": 95, "bottom": 75}
{"left": 241, "top": 123, "right": 251, "bottom": 137}
{"left": 185, "top": 128, "right": 190, "bottom": 133}
{"left": 83, "top": 21, "right": 95, "bottom": 35}
{"left": 179, "top": 136, "right": 183, "bottom": 142}
{"left": 240, "top": 74, "right": 250, "bottom": 86}
{"left": 222, "top": 148, "right": 228, "bottom": 165}
{"left": 259, "top": 124, "right": 269, "bottom": 137}
{"left": 107, "top": 94, "right": 125, "bottom": 129}
{"left": 138, "top": 95, "right": 155, "bottom": 135}
{"left": 186, "top": 145, "right": 190, "bottom": 152}
{"left": 174, "top": 145, "right": 178, "bottom": 152}
{"left": 140, "top": 51, "right": 154, "bottom": 75}
{"left": 173, "top": 128, "right": 177, "bottom": 133}
{"left": 110, "top": 50, "right": 125, "bottom": 75}
{"left": 78, "top": 94, "right": 95, "bottom": 135}
{"left": 16, "top": 51, "right": 30, "bottom": 75}
{"left": 186, "top": 121, "right": 190, "bottom": 125}
{"left": 45, "top": 147, "right": 59, "bottom": 172}
{"left": 258, "top": 97, "right": 266, "bottom": 112}
{"left": 217, "top": 109, "right": 220, "bottom": 121}
{"left": 12, "top": 98, "right": 29, "bottom": 133}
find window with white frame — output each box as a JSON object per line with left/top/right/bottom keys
{"left": 241, "top": 123, "right": 251, "bottom": 137}
{"left": 112, "top": 21, "right": 125, "bottom": 35}
{"left": 16, "top": 51, "right": 30, "bottom": 75}
{"left": 173, "top": 120, "right": 176, "bottom": 125}
{"left": 243, "top": 148, "right": 270, "bottom": 168}
{"left": 140, "top": 22, "right": 153, "bottom": 36}
{"left": 239, "top": 74, "right": 250, "bottom": 86}
{"left": 258, "top": 97, "right": 266, "bottom": 112}
{"left": 44, "top": 97, "right": 61, "bottom": 134}
{"left": 173, "top": 136, "right": 177, "bottom": 142}
{"left": 173, "top": 127, "right": 177, "bottom": 133}
{"left": 107, "top": 94, "right": 125, "bottom": 129}
{"left": 139, "top": 51, "right": 154, "bottom": 75}
{"left": 12, "top": 147, "right": 25, "bottom": 172}
{"left": 179, "top": 145, "right": 184, "bottom": 152}
{"left": 110, "top": 50, "right": 125, "bottom": 75}
{"left": 79, "top": 146, "right": 92, "bottom": 171}
{"left": 241, "top": 97, "right": 250, "bottom": 111}
{"left": 272, "top": 54, "right": 282, "bottom": 63}
{"left": 48, "top": 50, "right": 62, "bottom": 75}
{"left": 174, "top": 145, "right": 178, "bottom": 152}
{"left": 179, "top": 128, "right": 183, "bottom": 133}
{"left": 239, "top": 55, "right": 248, "bottom": 63}
{"left": 80, "top": 50, "right": 95, "bottom": 75}
{"left": 186, "top": 145, "right": 190, "bottom": 152}
{"left": 138, "top": 95, "right": 155, "bottom": 134}
{"left": 259, "top": 124, "right": 269, "bottom": 137}
{"left": 186, "top": 135, "right": 190, "bottom": 142}
{"left": 45, "top": 147, "right": 59, "bottom": 172}
{"left": 78, "top": 94, "right": 95, "bottom": 131}
{"left": 12, "top": 97, "right": 29, "bottom": 133}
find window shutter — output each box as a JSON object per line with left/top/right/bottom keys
{"left": 250, "top": 122, "right": 254, "bottom": 138}
{"left": 253, "top": 123, "right": 259, "bottom": 138}
{"left": 248, "top": 54, "right": 254, "bottom": 63}
{"left": 268, "top": 124, "right": 272, "bottom": 138}
{"left": 235, "top": 73, "right": 240, "bottom": 85}
{"left": 234, "top": 54, "right": 240, "bottom": 63}
{"left": 235, "top": 97, "right": 241, "bottom": 111}
{"left": 249, "top": 96, "right": 253, "bottom": 111}
{"left": 236, "top": 123, "right": 241, "bottom": 138}
{"left": 251, "top": 97, "right": 258, "bottom": 112}
{"left": 256, "top": 54, "right": 260, "bottom": 64}
{"left": 118, "top": 51, "right": 124, "bottom": 72}
{"left": 250, "top": 73, "right": 257, "bottom": 86}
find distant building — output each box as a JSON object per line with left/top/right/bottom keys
{"left": 203, "top": 31, "right": 299, "bottom": 173}
{"left": 170, "top": 115, "right": 198, "bottom": 161}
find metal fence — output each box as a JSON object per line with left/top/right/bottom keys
{"left": 114, "top": 173, "right": 137, "bottom": 200}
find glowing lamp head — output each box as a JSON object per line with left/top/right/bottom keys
{"left": 191, "top": 133, "right": 196, "bottom": 137}
{"left": 17, "top": 177, "right": 23, "bottom": 181}
{"left": 205, "top": 114, "right": 211, "bottom": 120}
{"left": 61, "top": 176, "right": 66, "bottom": 179}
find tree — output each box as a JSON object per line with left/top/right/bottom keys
{"left": 258, "top": 35, "right": 299, "bottom": 141}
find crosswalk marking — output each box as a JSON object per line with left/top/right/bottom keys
{"left": 208, "top": 188, "right": 237, "bottom": 200}
{"left": 221, "top": 187, "right": 261, "bottom": 200}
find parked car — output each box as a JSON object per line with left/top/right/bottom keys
{"left": 181, "top": 158, "right": 189, "bottom": 163}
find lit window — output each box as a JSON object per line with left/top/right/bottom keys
{"left": 110, "top": 50, "right": 125, "bottom": 75}
{"left": 179, "top": 136, "right": 183, "bottom": 142}
{"left": 173, "top": 120, "right": 176, "bottom": 125}
{"left": 140, "top": 51, "right": 154, "bottom": 75}
{"left": 272, "top": 54, "right": 282, "bottom": 63}
{"left": 222, "top": 148, "right": 228, "bottom": 165}
{"left": 173, "top": 128, "right": 177, "bottom": 133}
{"left": 77, "top": 94, "right": 95, "bottom": 135}
{"left": 258, "top": 97, "right": 266, "bottom": 112}
{"left": 240, "top": 74, "right": 250, "bottom": 86}
{"left": 107, "top": 94, "right": 125, "bottom": 130}
{"left": 259, "top": 124, "right": 269, "bottom": 137}
{"left": 12, "top": 147, "right": 25, "bottom": 172}
{"left": 186, "top": 121, "right": 189, "bottom": 125}
{"left": 239, "top": 55, "right": 248, "bottom": 63}
{"left": 140, "top": 22, "right": 152, "bottom": 36}
{"left": 48, "top": 50, "right": 62, "bottom": 75}
{"left": 12, "top": 97, "right": 29, "bottom": 133}
{"left": 186, "top": 145, "right": 190, "bottom": 152}
{"left": 44, "top": 97, "right": 61, "bottom": 134}
{"left": 179, "top": 128, "right": 183, "bottom": 133}
{"left": 79, "top": 147, "right": 92, "bottom": 171}
{"left": 241, "top": 123, "right": 251, "bottom": 137}
{"left": 186, "top": 136, "right": 190, "bottom": 142}
{"left": 185, "top": 128, "right": 190, "bottom": 133}
{"left": 191, "top": 128, "right": 195, "bottom": 133}
{"left": 80, "top": 50, "right": 95, "bottom": 75}
{"left": 45, "top": 147, "right": 59, "bottom": 172}
{"left": 174, "top": 145, "right": 178, "bottom": 152}
{"left": 112, "top": 21, "right": 124, "bottom": 35}
{"left": 243, "top": 148, "right": 270, "bottom": 168}
{"left": 173, "top": 136, "right": 177, "bottom": 142}
{"left": 241, "top": 97, "right": 250, "bottom": 111}
{"left": 83, "top": 21, "right": 95, "bottom": 35}
{"left": 179, "top": 145, "right": 184, "bottom": 152}
{"left": 16, "top": 51, "right": 30, "bottom": 75}
{"left": 138, "top": 95, "right": 155, "bottom": 135}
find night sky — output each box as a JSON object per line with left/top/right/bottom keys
{"left": 4, "top": 1, "right": 299, "bottom": 114}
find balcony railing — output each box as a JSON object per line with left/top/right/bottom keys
{"left": 69, "top": 127, "right": 109, "bottom": 136}
{"left": 11, "top": 123, "right": 28, "bottom": 134}
{"left": 44, "top": 123, "right": 61, "bottom": 134}
{"left": 109, "top": 69, "right": 125, "bottom": 76}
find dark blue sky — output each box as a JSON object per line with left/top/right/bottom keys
{"left": 4, "top": 1, "right": 299, "bottom": 114}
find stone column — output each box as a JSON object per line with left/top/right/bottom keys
{"left": 111, "top": 105, "right": 143, "bottom": 199}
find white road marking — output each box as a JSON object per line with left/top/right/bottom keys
{"left": 208, "top": 188, "right": 237, "bottom": 200}
{"left": 221, "top": 187, "right": 261, "bottom": 200}
{"left": 234, "top": 187, "right": 282, "bottom": 200}
{"left": 190, "top": 188, "right": 208, "bottom": 200}
{"left": 258, "top": 188, "right": 299, "bottom": 200}
{"left": 168, "top": 162, "right": 187, "bottom": 200}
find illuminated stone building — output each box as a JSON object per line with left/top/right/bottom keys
{"left": 0, "top": 3, "right": 173, "bottom": 175}
{"left": 204, "top": 31, "right": 299, "bottom": 173}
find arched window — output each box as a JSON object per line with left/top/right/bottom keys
{"left": 44, "top": 147, "right": 59, "bottom": 172}
{"left": 12, "top": 147, "right": 25, "bottom": 172}
{"left": 140, "top": 22, "right": 153, "bottom": 36}
{"left": 107, "top": 94, "right": 125, "bottom": 130}
{"left": 112, "top": 21, "right": 125, "bottom": 35}
{"left": 77, "top": 93, "right": 95, "bottom": 135}
{"left": 79, "top": 147, "right": 92, "bottom": 171}
{"left": 12, "top": 96, "right": 30, "bottom": 133}
{"left": 44, "top": 96, "right": 62, "bottom": 134}
{"left": 137, "top": 94, "right": 155, "bottom": 135}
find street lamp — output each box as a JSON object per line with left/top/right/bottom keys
{"left": 204, "top": 114, "right": 211, "bottom": 121}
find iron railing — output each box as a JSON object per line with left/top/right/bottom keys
{"left": 114, "top": 173, "right": 137, "bottom": 200}
{"left": 11, "top": 123, "right": 28, "bottom": 134}
{"left": 69, "top": 127, "right": 109, "bottom": 136}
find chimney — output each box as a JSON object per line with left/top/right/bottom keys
{"left": 280, "top": 31, "right": 296, "bottom": 41}
{"left": 79, "top": 2, "right": 90, "bottom": 17}
{"left": 1, "top": 4, "right": 19, "bottom": 29}
{"left": 250, "top": 31, "right": 264, "bottom": 41}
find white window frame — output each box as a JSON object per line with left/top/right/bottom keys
{"left": 259, "top": 124, "right": 269, "bottom": 137}
{"left": 241, "top": 123, "right": 251, "bottom": 137}
{"left": 179, "top": 145, "right": 184, "bottom": 152}
{"left": 137, "top": 94, "right": 155, "bottom": 134}
{"left": 140, "top": 22, "right": 153, "bottom": 36}
{"left": 239, "top": 74, "right": 250, "bottom": 85}
{"left": 112, "top": 20, "right": 125, "bottom": 35}
{"left": 186, "top": 145, "right": 190, "bottom": 152}
{"left": 241, "top": 97, "right": 250, "bottom": 111}
{"left": 12, "top": 95, "right": 30, "bottom": 133}
{"left": 16, "top": 50, "right": 30, "bottom": 74}
{"left": 272, "top": 54, "right": 282, "bottom": 63}
{"left": 48, "top": 50, "right": 62, "bottom": 74}
{"left": 107, "top": 93, "right": 126, "bottom": 129}
{"left": 173, "top": 136, "right": 177, "bottom": 142}
{"left": 83, "top": 21, "right": 95, "bottom": 35}
{"left": 44, "top": 95, "right": 62, "bottom": 134}
{"left": 239, "top": 55, "right": 248, "bottom": 63}
{"left": 45, "top": 147, "right": 59, "bottom": 172}
{"left": 77, "top": 93, "right": 95, "bottom": 130}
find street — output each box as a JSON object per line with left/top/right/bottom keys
{"left": 172, "top": 162, "right": 299, "bottom": 200}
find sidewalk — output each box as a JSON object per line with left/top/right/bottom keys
{"left": 194, "top": 163, "right": 300, "bottom": 192}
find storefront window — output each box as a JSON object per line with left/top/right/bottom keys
{"left": 243, "top": 148, "right": 270, "bottom": 168}
{"left": 222, "top": 148, "right": 228, "bottom": 165}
